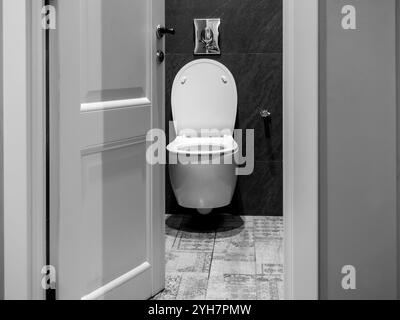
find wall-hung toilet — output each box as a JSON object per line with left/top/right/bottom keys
{"left": 167, "top": 59, "right": 239, "bottom": 214}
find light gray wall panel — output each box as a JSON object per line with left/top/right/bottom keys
{"left": 0, "top": 0, "right": 4, "bottom": 301}
{"left": 320, "top": 0, "right": 398, "bottom": 299}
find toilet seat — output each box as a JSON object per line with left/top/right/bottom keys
{"left": 171, "top": 59, "right": 237, "bottom": 135}
{"left": 167, "top": 135, "right": 238, "bottom": 156}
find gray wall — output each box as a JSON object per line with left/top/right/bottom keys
{"left": 397, "top": 0, "right": 400, "bottom": 301}
{"left": 0, "top": 0, "right": 4, "bottom": 300}
{"left": 320, "top": 0, "right": 398, "bottom": 299}
{"left": 165, "top": 0, "right": 283, "bottom": 216}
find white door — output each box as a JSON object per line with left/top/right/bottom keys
{"left": 51, "top": 0, "right": 165, "bottom": 300}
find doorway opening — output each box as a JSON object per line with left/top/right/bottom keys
{"left": 153, "top": 0, "right": 284, "bottom": 300}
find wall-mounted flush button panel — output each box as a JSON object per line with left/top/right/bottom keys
{"left": 194, "top": 19, "right": 221, "bottom": 55}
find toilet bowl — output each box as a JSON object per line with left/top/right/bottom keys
{"left": 167, "top": 59, "right": 239, "bottom": 213}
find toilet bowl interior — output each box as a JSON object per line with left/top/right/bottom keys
{"left": 167, "top": 136, "right": 238, "bottom": 155}
{"left": 177, "top": 144, "right": 226, "bottom": 153}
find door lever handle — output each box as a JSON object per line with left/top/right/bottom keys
{"left": 156, "top": 25, "right": 175, "bottom": 39}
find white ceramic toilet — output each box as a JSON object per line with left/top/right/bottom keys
{"left": 167, "top": 59, "right": 239, "bottom": 214}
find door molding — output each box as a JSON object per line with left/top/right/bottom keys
{"left": 283, "top": 0, "right": 319, "bottom": 300}
{"left": 81, "top": 262, "right": 151, "bottom": 300}
{"left": 2, "top": 0, "right": 30, "bottom": 299}
{"left": 30, "top": 0, "right": 47, "bottom": 301}
{"left": 2, "top": 0, "right": 46, "bottom": 299}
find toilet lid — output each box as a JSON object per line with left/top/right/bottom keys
{"left": 171, "top": 59, "right": 237, "bottom": 135}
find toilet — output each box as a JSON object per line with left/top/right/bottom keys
{"left": 167, "top": 59, "right": 239, "bottom": 214}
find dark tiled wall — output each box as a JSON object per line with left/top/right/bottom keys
{"left": 165, "top": 0, "right": 283, "bottom": 216}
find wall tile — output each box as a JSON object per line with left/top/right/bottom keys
{"left": 230, "top": 161, "right": 283, "bottom": 216}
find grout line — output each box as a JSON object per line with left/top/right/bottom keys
{"left": 204, "top": 229, "right": 218, "bottom": 300}
{"left": 254, "top": 217, "right": 259, "bottom": 300}
{"left": 207, "top": 229, "right": 217, "bottom": 281}
{"left": 170, "top": 215, "right": 183, "bottom": 250}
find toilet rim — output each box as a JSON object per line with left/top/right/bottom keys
{"left": 167, "top": 135, "right": 239, "bottom": 156}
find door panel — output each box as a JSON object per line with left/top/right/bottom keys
{"left": 53, "top": 0, "right": 165, "bottom": 300}
{"left": 80, "top": 0, "right": 150, "bottom": 107}
{"left": 80, "top": 143, "right": 147, "bottom": 295}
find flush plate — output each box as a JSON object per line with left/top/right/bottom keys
{"left": 194, "top": 19, "right": 221, "bottom": 55}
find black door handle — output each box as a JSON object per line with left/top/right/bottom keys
{"left": 156, "top": 25, "right": 175, "bottom": 39}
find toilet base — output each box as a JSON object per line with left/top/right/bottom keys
{"left": 197, "top": 208, "right": 213, "bottom": 215}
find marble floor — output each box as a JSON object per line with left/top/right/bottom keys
{"left": 153, "top": 214, "right": 284, "bottom": 300}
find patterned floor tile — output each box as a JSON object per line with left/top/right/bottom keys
{"left": 214, "top": 225, "right": 254, "bottom": 254}
{"left": 162, "top": 214, "right": 284, "bottom": 300}
{"left": 176, "top": 273, "right": 209, "bottom": 300}
{"left": 253, "top": 217, "right": 284, "bottom": 241}
{"left": 210, "top": 253, "right": 256, "bottom": 275}
{"left": 166, "top": 251, "right": 212, "bottom": 273}
{"left": 154, "top": 273, "right": 209, "bottom": 300}
{"left": 256, "top": 274, "right": 284, "bottom": 300}
{"left": 165, "top": 218, "right": 181, "bottom": 252}
{"left": 260, "top": 263, "right": 284, "bottom": 275}
{"left": 152, "top": 274, "right": 182, "bottom": 300}
{"left": 206, "top": 274, "right": 257, "bottom": 300}
{"left": 166, "top": 234, "right": 177, "bottom": 254}
{"left": 173, "top": 231, "right": 215, "bottom": 252}
{"left": 255, "top": 240, "right": 284, "bottom": 274}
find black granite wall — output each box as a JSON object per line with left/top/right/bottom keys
{"left": 165, "top": 0, "right": 283, "bottom": 216}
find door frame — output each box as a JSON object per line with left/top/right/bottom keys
{"left": 283, "top": 0, "right": 319, "bottom": 300}
{"left": 2, "top": 0, "right": 46, "bottom": 300}
{"left": 2, "top": 0, "right": 319, "bottom": 300}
